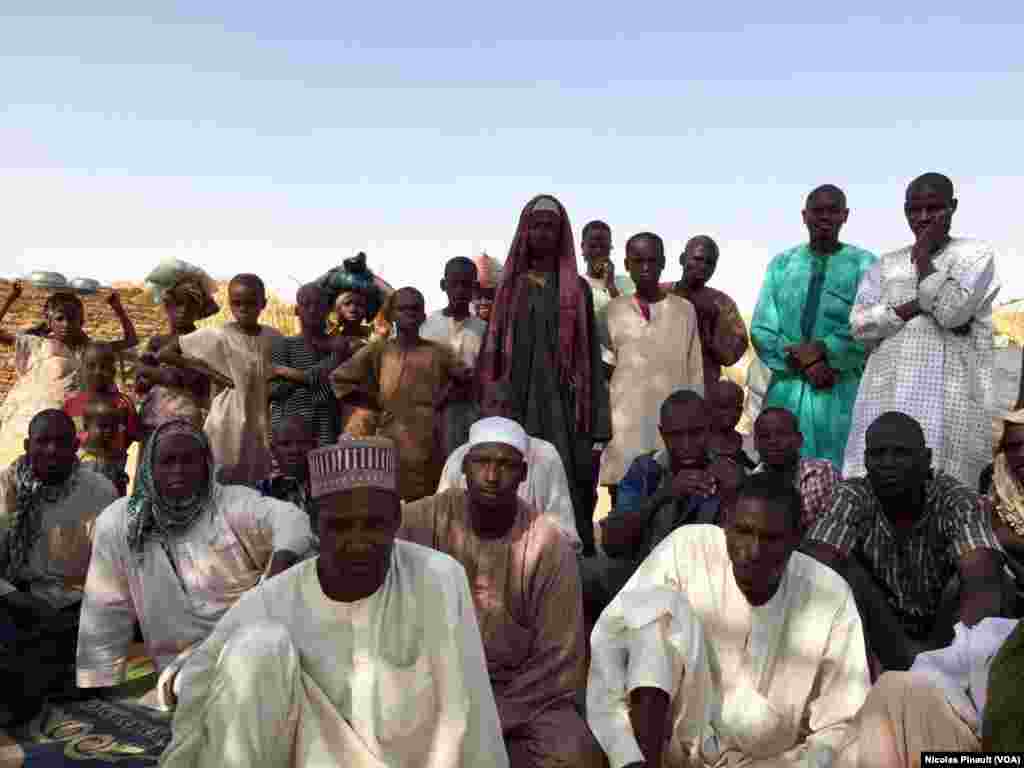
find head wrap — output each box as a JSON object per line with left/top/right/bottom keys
{"left": 314, "top": 252, "right": 394, "bottom": 322}
{"left": 308, "top": 436, "right": 398, "bottom": 500}
{"left": 0, "top": 455, "right": 81, "bottom": 582}
{"left": 126, "top": 419, "right": 215, "bottom": 554}
{"left": 992, "top": 409, "right": 1024, "bottom": 536}
{"left": 468, "top": 417, "right": 529, "bottom": 457}
{"left": 143, "top": 258, "right": 219, "bottom": 320}
{"left": 477, "top": 194, "right": 595, "bottom": 434}
{"left": 472, "top": 252, "right": 504, "bottom": 290}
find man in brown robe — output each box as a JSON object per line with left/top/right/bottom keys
{"left": 668, "top": 235, "right": 749, "bottom": 386}
{"left": 399, "top": 416, "right": 605, "bottom": 768}
{"left": 330, "top": 287, "right": 470, "bottom": 502}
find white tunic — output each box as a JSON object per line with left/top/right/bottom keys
{"left": 600, "top": 294, "right": 705, "bottom": 485}
{"left": 162, "top": 545, "right": 508, "bottom": 768}
{"left": 843, "top": 238, "right": 999, "bottom": 487}
{"left": 437, "top": 435, "right": 581, "bottom": 552}
{"left": 587, "top": 525, "right": 869, "bottom": 768}
{"left": 420, "top": 310, "right": 488, "bottom": 368}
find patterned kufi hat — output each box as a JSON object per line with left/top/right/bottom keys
{"left": 308, "top": 435, "right": 398, "bottom": 499}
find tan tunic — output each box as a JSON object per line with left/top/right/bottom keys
{"left": 398, "top": 489, "right": 585, "bottom": 732}
{"left": 331, "top": 340, "right": 458, "bottom": 502}
{"left": 180, "top": 324, "right": 281, "bottom": 485}
{"left": 600, "top": 294, "right": 705, "bottom": 485}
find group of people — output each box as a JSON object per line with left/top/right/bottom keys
{"left": 0, "top": 171, "right": 1021, "bottom": 768}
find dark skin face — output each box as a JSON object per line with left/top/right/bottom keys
{"left": 336, "top": 292, "right": 369, "bottom": 327}
{"left": 582, "top": 226, "right": 612, "bottom": 279}
{"left": 463, "top": 442, "right": 527, "bottom": 537}
{"left": 1003, "top": 423, "right": 1024, "bottom": 484}
{"left": 526, "top": 209, "right": 562, "bottom": 264}
{"left": 152, "top": 434, "right": 208, "bottom": 501}
{"left": 294, "top": 285, "right": 330, "bottom": 334}
{"left": 47, "top": 304, "right": 84, "bottom": 345}
{"left": 24, "top": 416, "right": 79, "bottom": 485}
{"left": 393, "top": 289, "right": 426, "bottom": 336}
{"left": 709, "top": 382, "right": 744, "bottom": 433}
{"left": 624, "top": 238, "right": 665, "bottom": 295}
{"left": 317, "top": 487, "right": 400, "bottom": 601}
{"left": 905, "top": 184, "right": 957, "bottom": 245}
{"left": 84, "top": 404, "right": 123, "bottom": 452}
{"left": 660, "top": 401, "right": 710, "bottom": 471}
{"left": 754, "top": 411, "right": 803, "bottom": 469}
{"left": 681, "top": 238, "right": 718, "bottom": 290}
{"left": 864, "top": 422, "right": 932, "bottom": 508}
{"left": 726, "top": 496, "right": 800, "bottom": 606}
{"left": 271, "top": 419, "right": 317, "bottom": 480}
{"left": 473, "top": 286, "right": 496, "bottom": 322}
{"left": 81, "top": 347, "right": 117, "bottom": 393}
{"left": 802, "top": 189, "right": 849, "bottom": 254}
{"left": 228, "top": 280, "right": 266, "bottom": 332}
{"left": 440, "top": 264, "right": 478, "bottom": 316}
{"left": 163, "top": 290, "right": 199, "bottom": 335}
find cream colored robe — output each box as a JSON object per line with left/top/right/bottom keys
{"left": 587, "top": 524, "right": 869, "bottom": 768}
{"left": 160, "top": 546, "right": 508, "bottom": 768}
{"left": 600, "top": 294, "right": 705, "bottom": 486}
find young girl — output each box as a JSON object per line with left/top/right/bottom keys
{"left": 79, "top": 395, "right": 133, "bottom": 496}
{"left": 0, "top": 282, "right": 137, "bottom": 461}
{"left": 158, "top": 273, "right": 281, "bottom": 485}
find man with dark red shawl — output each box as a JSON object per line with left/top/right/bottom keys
{"left": 477, "top": 195, "right": 608, "bottom": 555}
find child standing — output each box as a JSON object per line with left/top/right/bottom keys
{"left": 419, "top": 257, "right": 487, "bottom": 457}
{"left": 158, "top": 274, "right": 281, "bottom": 485}
{"left": 0, "top": 284, "right": 137, "bottom": 460}
{"left": 64, "top": 341, "right": 141, "bottom": 496}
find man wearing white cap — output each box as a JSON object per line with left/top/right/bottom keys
{"left": 400, "top": 417, "right": 605, "bottom": 768}
{"left": 160, "top": 435, "right": 508, "bottom": 768}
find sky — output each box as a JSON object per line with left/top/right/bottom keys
{"left": 2, "top": 3, "right": 1022, "bottom": 314}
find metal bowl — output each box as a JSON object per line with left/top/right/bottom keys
{"left": 27, "top": 271, "right": 69, "bottom": 290}
{"left": 69, "top": 277, "right": 101, "bottom": 295}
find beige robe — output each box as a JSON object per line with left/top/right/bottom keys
{"left": 399, "top": 489, "right": 604, "bottom": 767}
{"left": 587, "top": 524, "right": 869, "bottom": 768}
{"left": 160, "top": 547, "right": 508, "bottom": 768}
{"left": 331, "top": 340, "right": 458, "bottom": 502}
{"left": 600, "top": 294, "right": 705, "bottom": 486}
{"left": 179, "top": 324, "right": 281, "bottom": 485}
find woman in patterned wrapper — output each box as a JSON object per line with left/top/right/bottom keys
{"left": 133, "top": 261, "right": 222, "bottom": 461}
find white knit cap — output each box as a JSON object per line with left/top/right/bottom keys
{"left": 467, "top": 417, "right": 529, "bottom": 456}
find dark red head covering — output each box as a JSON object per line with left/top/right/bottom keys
{"left": 477, "top": 194, "right": 594, "bottom": 433}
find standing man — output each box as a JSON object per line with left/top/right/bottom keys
{"left": 844, "top": 173, "right": 1000, "bottom": 488}
{"left": 477, "top": 196, "right": 608, "bottom": 555}
{"left": 669, "top": 235, "right": 749, "bottom": 386}
{"left": 751, "top": 185, "right": 877, "bottom": 466}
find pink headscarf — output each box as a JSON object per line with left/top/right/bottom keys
{"left": 477, "top": 194, "right": 594, "bottom": 434}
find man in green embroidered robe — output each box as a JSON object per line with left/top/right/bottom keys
{"left": 751, "top": 185, "right": 877, "bottom": 467}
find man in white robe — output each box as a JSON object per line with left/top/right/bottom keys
{"left": 844, "top": 173, "right": 1000, "bottom": 488}
{"left": 159, "top": 435, "right": 508, "bottom": 768}
{"left": 437, "top": 379, "right": 581, "bottom": 552}
{"left": 587, "top": 473, "right": 869, "bottom": 768}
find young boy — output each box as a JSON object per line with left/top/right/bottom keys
{"left": 419, "top": 257, "right": 486, "bottom": 457}
{"left": 255, "top": 416, "right": 319, "bottom": 549}
{"left": 158, "top": 273, "right": 281, "bottom": 485}
{"left": 64, "top": 341, "right": 140, "bottom": 496}
{"left": 331, "top": 287, "right": 472, "bottom": 501}
{"left": 707, "top": 379, "right": 757, "bottom": 470}
{"left": 269, "top": 284, "right": 353, "bottom": 447}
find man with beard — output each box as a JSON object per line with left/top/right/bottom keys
{"left": 805, "top": 411, "right": 1007, "bottom": 674}
{"left": 751, "top": 185, "right": 876, "bottom": 466}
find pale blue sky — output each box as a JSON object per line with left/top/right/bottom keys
{"left": 2, "top": 3, "right": 1022, "bottom": 313}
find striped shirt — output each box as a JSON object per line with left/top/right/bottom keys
{"left": 806, "top": 472, "right": 1001, "bottom": 639}
{"left": 753, "top": 457, "right": 840, "bottom": 530}
{"left": 268, "top": 335, "right": 343, "bottom": 447}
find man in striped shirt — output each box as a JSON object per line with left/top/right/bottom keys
{"left": 804, "top": 411, "right": 1007, "bottom": 675}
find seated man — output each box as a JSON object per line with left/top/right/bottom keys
{"left": 753, "top": 407, "right": 839, "bottom": 531}
{"left": 857, "top": 617, "right": 1018, "bottom": 768}
{"left": 804, "top": 411, "right": 1007, "bottom": 674}
{"left": 581, "top": 389, "right": 744, "bottom": 623}
{"left": 160, "top": 436, "right": 507, "bottom": 768}
{"left": 0, "top": 409, "right": 118, "bottom": 725}
{"left": 400, "top": 417, "right": 605, "bottom": 768}
{"left": 437, "top": 379, "right": 581, "bottom": 552}
{"left": 76, "top": 419, "right": 314, "bottom": 703}
{"left": 706, "top": 379, "right": 757, "bottom": 471}
{"left": 256, "top": 415, "right": 319, "bottom": 548}
{"left": 587, "top": 474, "right": 869, "bottom": 768}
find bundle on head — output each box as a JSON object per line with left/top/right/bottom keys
{"left": 314, "top": 252, "right": 394, "bottom": 322}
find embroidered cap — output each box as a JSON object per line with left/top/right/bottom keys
{"left": 308, "top": 436, "right": 398, "bottom": 499}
